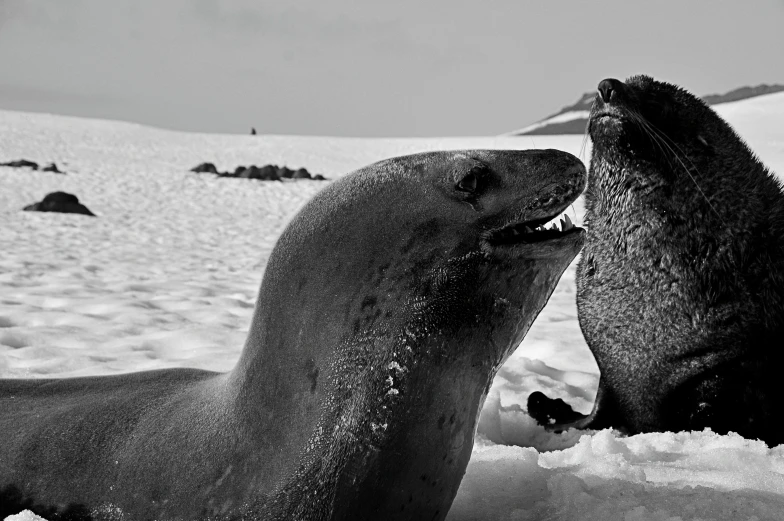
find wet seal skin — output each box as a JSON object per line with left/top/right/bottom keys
{"left": 0, "top": 149, "right": 585, "bottom": 520}
{"left": 528, "top": 75, "right": 784, "bottom": 447}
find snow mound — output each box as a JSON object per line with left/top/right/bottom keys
{"left": 3, "top": 511, "right": 48, "bottom": 521}
{"left": 449, "top": 429, "right": 784, "bottom": 521}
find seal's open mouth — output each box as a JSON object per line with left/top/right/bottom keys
{"left": 489, "top": 213, "right": 581, "bottom": 245}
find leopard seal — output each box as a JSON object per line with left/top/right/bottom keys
{"left": 0, "top": 149, "right": 586, "bottom": 520}
{"left": 528, "top": 75, "right": 784, "bottom": 447}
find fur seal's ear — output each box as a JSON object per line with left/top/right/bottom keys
{"left": 455, "top": 164, "right": 487, "bottom": 194}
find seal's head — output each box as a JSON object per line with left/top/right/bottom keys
{"left": 248, "top": 149, "right": 586, "bottom": 390}
{"left": 586, "top": 75, "right": 777, "bottom": 227}
{"left": 236, "top": 149, "right": 586, "bottom": 519}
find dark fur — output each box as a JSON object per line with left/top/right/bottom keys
{"left": 2, "top": 150, "right": 586, "bottom": 520}
{"left": 529, "top": 75, "right": 784, "bottom": 446}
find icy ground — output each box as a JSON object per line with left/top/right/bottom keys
{"left": 2, "top": 92, "right": 784, "bottom": 520}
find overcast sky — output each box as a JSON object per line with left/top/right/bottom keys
{"left": 1, "top": 0, "right": 782, "bottom": 137}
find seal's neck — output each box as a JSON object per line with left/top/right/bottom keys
{"left": 261, "top": 360, "right": 486, "bottom": 520}
{"left": 228, "top": 276, "right": 491, "bottom": 519}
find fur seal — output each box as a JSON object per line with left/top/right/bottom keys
{"left": 527, "top": 75, "right": 784, "bottom": 446}
{"left": 0, "top": 149, "right": 586, "bottom": 520}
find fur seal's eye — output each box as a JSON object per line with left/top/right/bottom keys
{"left": 456, "top": 165, "right": 486, "bottom": 194}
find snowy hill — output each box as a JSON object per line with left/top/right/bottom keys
{"left": 1, "top": 93, "right": 784, "bottom": 519}
{"left": 509, "top": 83, "right": 784, "bottom": 136}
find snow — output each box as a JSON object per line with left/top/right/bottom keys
{"left": 452, "top": 430, "right": 784, "bottom": 520}
{"left": 2, "top": 91, "right": 784, "bottom": 520}
{"left": 3, "top": 512, "right": 47, "bottom": 521}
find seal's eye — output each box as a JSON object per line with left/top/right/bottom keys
{"left": 456, "top": 165, "right": 486, "bottom": 194}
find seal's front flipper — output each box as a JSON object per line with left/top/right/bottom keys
{"left": 527, "top": 380, "right": 627, "bottom": 433}
{"left": 527, "top": 391, "right": 587, "bottom": 428}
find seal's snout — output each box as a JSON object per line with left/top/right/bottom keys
{"left": 598, "top": 78, "right": 625, "bottom": 104}
{"left": 591, "top": 79, "right": 627, "bottom": 133}
{"left": 598, "top": 78, "right": 617, "bottom": 103}
{"left": 534, "top": 150, "right": 587, "bottom": 197}
{"left": 564, "top": 160, "right": 588, "bottom": 188}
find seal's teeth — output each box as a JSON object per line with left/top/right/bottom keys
{"left": 564, "top": 214, "right": 574, "bottom": 230}
{"left": 523, "top": 226, "right": 533, "bottom": 234}
{"left": 559, "top": 218, "right": 566, "bottom": 230}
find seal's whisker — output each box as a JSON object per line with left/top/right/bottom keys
{"left": 640, "top": 120, "right": 724, "bottom": 223}
{"left": 631, "top": 113, "right": 670, "bottom": 162}
{"left": 625, "top": 110, "right": 725, "bottom": 225}
{"left": 579, "top": 104, "right": 593, "bottom": 161}
{"left": 626, "top": 110, "right": 668, "bottom": 159}
{"left": 628, "top": 112, "right": 721, "bottom": 220}
{"left": 641, "top": 116, "right": 702, "bottom": 174}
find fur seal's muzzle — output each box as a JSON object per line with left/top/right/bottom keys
{"left": 592, "top": 77, "right": 636, "bottom": 116}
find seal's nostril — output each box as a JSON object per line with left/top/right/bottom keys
{"left": 598, "top": 79, "right": 618, "bottom": 103}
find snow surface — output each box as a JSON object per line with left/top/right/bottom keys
{"left": 2, "top": 92, "right": 784, "bottom": 520}
{"left": 3, "top": 512, "right": 46, "bottom": 521}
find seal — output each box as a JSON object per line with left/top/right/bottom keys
{"left": 527, "top": 75, "right": 784, "bottom": 447}
{"left": 0, "top": 149, "right": 586, "bottom": 520}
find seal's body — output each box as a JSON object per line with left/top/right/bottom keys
{"left": 1, "top": 149, "right": 586, "bottom": 520}
{"left": 529, "top": 76, "right": 784, "bottom": 447}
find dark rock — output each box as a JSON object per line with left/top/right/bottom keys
{"left": 23, "top": 191, "right": 96, "bottom": 216}
{"left": 259, "top": 165, "right": 281, "bottom": 181}
{"left": 190, "top": 162, "right": 218, "bottom": 174}
{"left": 251, "top": 127, "right": 257, "bottom": 135}
{"left": 41, "top": 163, "right": 64, "bottom": 174}
{"left": 42, "top": 192, "right": 80, "bottom": 204}
{"left": 1, "top": 159, "right": 38, "bottom": 170}
{"left": 292, "top": 168, "right": 311, "bottom": 179}
{"left": 313, "top": 174, "right": 327, "bottom": 181}
{"left": 238, "top": 165, "right": 262, "bottom": 179}
{"left": 209, "top": 163, "right": 323, "bottom": 181}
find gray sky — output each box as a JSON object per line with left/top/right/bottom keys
{"left": 1, "top": 0, "right": 782, "bottom": 137}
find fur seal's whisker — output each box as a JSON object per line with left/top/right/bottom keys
{"left": 628, "top": 111, "right": 668, "bottom": 160}
{"left": 579, "top": 101, "right": 595, "bottom": 160}
{"left": 626, "top": 108, "right": 725, "bottom": 224}
{"left": 646, "top": 119, "right": 706, "bottom": 179}
{"left": 638, "top": 118, "right": 726, "bottom": 224}
{"left": 580, "top": 120, "right": 591, "bottom": 161}
{"left": 639, "top": 115, "right": 701, "bottom": 172}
